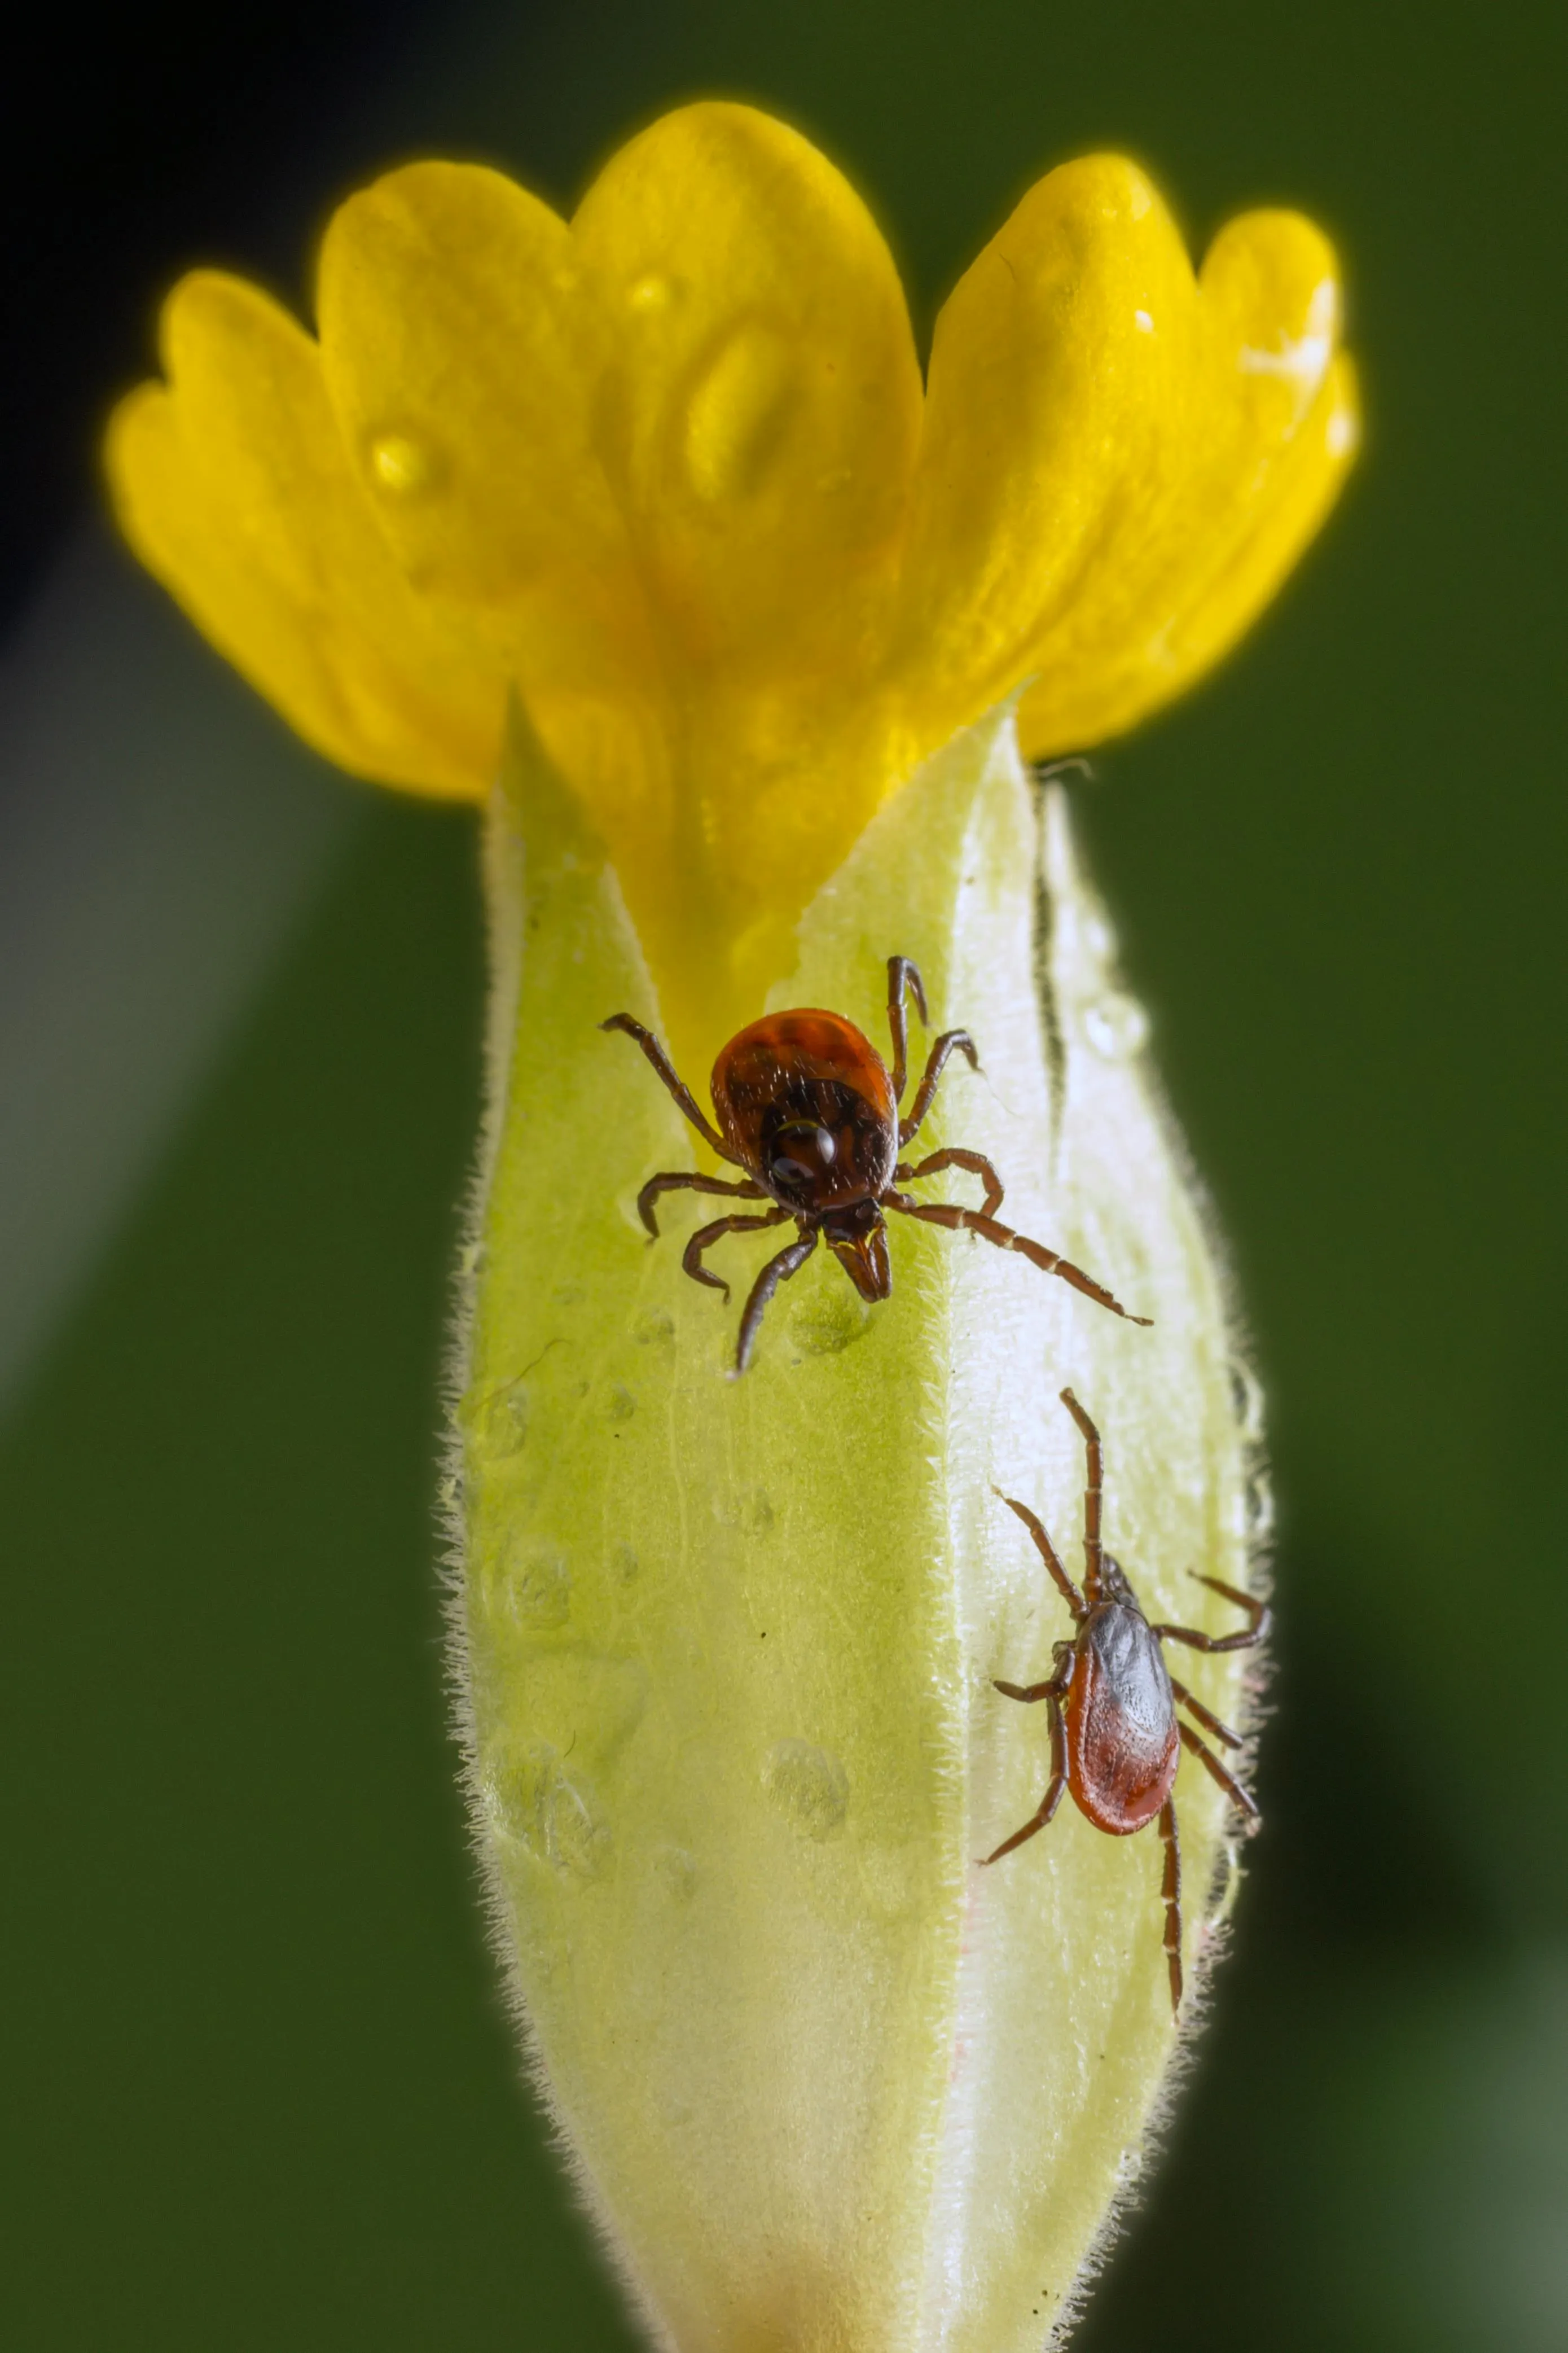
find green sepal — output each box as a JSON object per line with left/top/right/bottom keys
{"left": 454, "top": 702, "right": 1264, "bottom": 2353}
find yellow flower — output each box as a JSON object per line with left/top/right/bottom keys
{"left": 106, "top": 101, "right": 1356, "bottom": 2353}
{"left": 107, "top": 100, "right": 1354, "bottom": 1072}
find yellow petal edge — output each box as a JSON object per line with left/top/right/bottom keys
{"left": 106, "top": 103, "right": 1356, "bottom": 1072}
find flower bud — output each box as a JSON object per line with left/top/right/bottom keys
{"left": 454, "top": 700, "right": 1264, "bottom": 2352}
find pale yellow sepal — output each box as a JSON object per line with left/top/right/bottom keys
{"left": 454, "top": 699, "right": 1266, "bottom": 2353}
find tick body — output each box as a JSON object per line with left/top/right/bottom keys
{"left": 601, "top": 958, "right": 1151, "bottom": 1372}
{"left": 984, "top": 1389, "right": 1268, "bottom": 2012}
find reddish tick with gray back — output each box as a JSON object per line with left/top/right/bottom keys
{"left": 602, "top": 956, "right": 1152, "bottom": 1372}
{"left": 985, "top": 1388, "right": 1268, "bottom": 2010}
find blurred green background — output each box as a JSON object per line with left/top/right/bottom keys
{"left": 5, "top": 1, "right": 1566, "bottom": 2346}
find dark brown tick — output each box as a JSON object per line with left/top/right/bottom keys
{"left": 984, "top": 1388, "right": 1268, "bottom": 2012}
{"left": 601, "top": 956, "right": 1151, "bottom": 1373}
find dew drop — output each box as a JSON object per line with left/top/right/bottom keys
{"left": 510, "top": 1649, "right": 647, "bottom": 1767}
{"left": 684, "top": 325, "right": 795, "bottom": 503}
{"left": 368, "top": 430, "right": 434, "bottom": 495}
{"left": 1082, "top": 993, "right": 1150, "bottom": 1060}
{"left": 1245, "top": 1471, "right": 1276, "bottom": 1539}
{"left": 1327, "top": 402, "right": 1358, "bottom": 458}
{"left": 787, "top": 1283, "right": 871, "bottom": 1357}
{"left": 1227, "top": 1357, "right": 1267, "bottom": 1443}
{"left": 714, "top": 1485, "right": 775, "bottom": 1535}
{"left": 465, "top": 1378, "right": 529, "bottom": 1460}
{"left": 653, "top": 1844, "right": 698, "bottom": 1901}
{"left": 1135, "top": 308, "right": 1155, "bottom": 334}
{"left": 763, "top": 1739, "right": 849, "bottom": 1840}
{"left": 628, "top": 271, "right": 674, "bottom": 313}
{"left": 484, "top": 1537, "right": 572, "bottom": 1631}
{"left": 1082, "top": 910, "right": 1118, "bottom": 963}
{"left": 482, "top": 1740, "right": 607, "bottom": 1878}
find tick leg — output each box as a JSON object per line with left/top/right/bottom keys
{"left": 980, "top": 1691, "right": 1069, "bottom": 1865}
{"left": 885, "top": 956, "right": 929, "bottom": 1105}
{"left": 898, "top": 1031, "right": 981, "bottom": 1144}
{"left": 734, "top": 1226, "right": 819, "bottom": 1375}
{"left": 1159, "top": 1797, "right": 1184, "bottom": 2013}
{"left": 1059, "top": 1387, "right": 1105, "bottom": 1597}
{"left": 1178, "top": 1720, "right": 1260, "bottom": 1825}
{"left": 636, "top": 1170, "right": 766, "bottom": 1238}
{"left": 1167, "top": 1676, "right": 1245, "bottom": 1752}
{"left": 1153, "top": 1575, "right": 1270, "bottom": 1653}
{"left": 994, "top": 1645, "right": 1075, "bottom": 1707}
{"left": 682, "top": 1210, "right": 790, "bottom": 1303}
{"left": 886, "top": 1194, "right": 1153, "bottom": 1326}
{"left": 600, "top": 1013, "right": 736, "bottom": 1161}
{"left": 993, "top": 1492, "right": 1086, "bottom": 1621}
{"left": 897, "top": 1147, "right": 1005, "bottom": 1220}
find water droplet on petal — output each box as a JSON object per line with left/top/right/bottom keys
{"left": 763, "top": 1739, "right": 849, "bottom": 1840}
{"left": 1327, "top": 402, "right": 1358, "bottom": 458}
{"left": 628, "top": 271, "right": 674, "bottom": 313}
{"left": 1083, "top": 994, "right": 1150, "bottom": 1059}
{"left": 684, "top": 325, "right": 795, "bottom": 503}
{"left": 1135, "top": 308, "right": 1154, "bottom": 334}
{"left": 368, "top": 430, "right": 434, "bottom": 495}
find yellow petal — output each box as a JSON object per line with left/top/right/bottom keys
{"left": 106, "top": 271, "right": 503, "bottom": 798}
{"left": 1018, "top": 211, "right": 1360, "bottom": 753}
{"left": 891, "top": 159, "right": 1355, "bottom": 758}
{"left": 315, "top": 158, "right": 687, "bottom": 984}
{"left": 315, "top": 162, "right": 634, "bottom": 621}
{"left": 891, "top": 159, "right": 1197, "bottom": 733}
{"left": 570, "top": 101, "right": 923, "bottom": 681}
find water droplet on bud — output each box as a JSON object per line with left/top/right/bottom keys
{"left": 762, "top": 1739, "right": 849, "bottom": 1839}
{"left": 483, "top": 1741, "right": 607, "bottom": 1878}
{"left": 483, "top": 1537, "right": 572, "bottom": 1631}
{"left": 1083, "top": 994, "right": 1150, "bottom": 1059}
